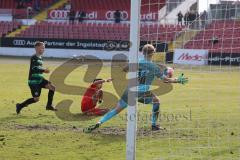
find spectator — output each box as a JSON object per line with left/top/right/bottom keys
{"left": 184, "top": 11, "right": 189, "bottom": 25}
{"left": 64, "top": 0, "right": 71, "bottom": 11}
{"left": 195, "top": 11, "right": 199, "bottom": 20}
{"left": 177, "top": 11, "right": 183, "bottom": 25}
{"left": 195, "top": 11, "right": 200, "bottom": 29}
{"left": 210, "top": 36, "right": 219, "bottom": 44}
{"left": 188, "top": 10, "right": 196, "bottom": 24}
{"left": 114, "top": 10, "right": 121, "bottom": 23}
{"left": 16, "top": 1, "right": 25, "bottom": 9}
{"left": 78, "top": 11, "right": 86, "bottom": 23}
{"left": 200, "top": 10, "right": 208, "bottom": 27}
{"left": 33, "top": 0, "right": 40, "bottom": 11}
{"left": 27, "top": 6, "right": 33, "bottom": 19}
{"left": 69, "top": 9, "right": 75, "bottom": 24}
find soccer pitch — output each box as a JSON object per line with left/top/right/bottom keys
{"left": 0, "top": 57, "right": 239, "bottom": 160}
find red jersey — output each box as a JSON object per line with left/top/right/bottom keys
{"left": 81, "top": 84, "right": 98, "bottom": 112}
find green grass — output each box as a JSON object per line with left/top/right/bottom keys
{"left": 0, "top": 57, "right": 239, "bottom": 160}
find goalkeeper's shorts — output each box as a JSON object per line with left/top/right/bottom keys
{"left": 119, "top": 89, "right": 155, "bottom": 108}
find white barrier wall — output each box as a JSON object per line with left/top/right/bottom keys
{"left": 0, "top": 15, "right": 12, "bottom": 21}
{"left": 174, "top": 49, "right": 208, "bottom": 65}
{"left": 0, "top": 47, "right": 134, "bottom": 60}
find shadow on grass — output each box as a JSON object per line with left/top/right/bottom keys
{"left": 55, "top": 100, "right": 97, "bottom": 121}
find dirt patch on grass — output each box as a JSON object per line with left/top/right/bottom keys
{"left": 11, "top": 124, "right": 168, "bottom": 137}
{"left": 92, "top": 127, "right": 169, "bottom": 137}
{"left": 14, "top": 124, "right": 60, "bottom": 131}
{"left": 10, "top": 124, "right": 198, "bottom": 139}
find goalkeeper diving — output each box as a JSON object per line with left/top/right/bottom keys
{"left": 84, "top": 44, "right": 188, "bottom": 133}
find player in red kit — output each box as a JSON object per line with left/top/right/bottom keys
{"left": 81, "top": 78, "right": 113, "bottom": 116}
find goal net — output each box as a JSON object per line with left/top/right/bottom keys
{"left": 128, "top": 0, "right": 240, "bottom": 159}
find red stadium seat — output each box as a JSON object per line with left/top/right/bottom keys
{"left": 14, "top": 21, "right": 184, "bottom": 43}
{"left": 184, "top": 20, "right": 240, "bottom": 53}
{"left": 0, "top": 21, "right": 21, "bottom": 37}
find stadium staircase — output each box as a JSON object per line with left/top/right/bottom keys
{"left": 6, "top": 0, "right": 68, "bottom": 37}
{"left": 173, "top": 29, "right": 198, "bottom": 49}
{"left": 161, "top": 0, "right": 197, "bottom": 24}
{"left": 184, "top": 20, "right": 240, "bottom": 53}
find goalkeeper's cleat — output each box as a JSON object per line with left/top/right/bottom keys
{"left": 83, "top": 123, "right": 100, "bottom": 133}
{"left": 152, "top": 125, "right": 166, "bottom": 131}
{"left": 180, "top": 78, "right": 188, "bottom": 85}
{"left": 177, "top": 73, "right": 188, "bottom": 85}
{"left": 16, "top": 103, "right": 22, "bottom": 114}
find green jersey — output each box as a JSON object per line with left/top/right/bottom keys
{"left": 28, "top": 54, "right": 45, "bottom": 85}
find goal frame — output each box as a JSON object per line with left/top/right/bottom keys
{"left": 126, "top": 0, "right": 141, "bottom": 160}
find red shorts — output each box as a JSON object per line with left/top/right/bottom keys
{"left": 81, "top": 99, "right": 109, "bottom": 116}
{"left": 84, "top": 108, "right": 109, "bottom": 116}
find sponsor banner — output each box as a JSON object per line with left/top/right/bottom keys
{"left": 47, "top": 9, "right": 158, "bottom": 21}
{"left": 0, "top": 38, "right": 168, "bottom": 52}
{"left": 173, "top": 49, "right": 208, "bottom": 65}
{"left": 0, "top": 47, "right": 129, "bottom": 59}
{"left": 48, "top": 10, "right": 100, "bottom": 20}
{"left": 208, "top": 52, "right": 240, "bottom": 65}
{"left": 0, "top": 38, "right": 130, "bottom": 50}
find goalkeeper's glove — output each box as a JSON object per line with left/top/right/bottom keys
{"left": 177, "top": 73, "right": 188, "bottom": 85}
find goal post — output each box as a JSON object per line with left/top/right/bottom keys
{"left": 126, "top": 0, "right": 141, "bottom": 160}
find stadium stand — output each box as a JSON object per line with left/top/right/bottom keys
{"left": 184, "top": 20, "right": 240, "bottom": 53}
{"left": 0, "top": 21, "right": 21, "bottom": 37}
{"left": 0, "top": 0, "right": 57, "bottom": 19}
{"left": 1, "top": 0, "right": 184, "bottom": 43}
{"left": 0, "top": 0, "right": 56, "bottom": 9}
{"left": 71, "top": 0, "right": 165, "bottom": 12}
{"left": 15, "top": 21, "right": 184, "bottom": 42}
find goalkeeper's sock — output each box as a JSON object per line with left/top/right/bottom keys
{"left": 98, "top": 108, "right": 118, "bottom": 124}
{"left": 152, "top": 103, "right": 160, "bottom": 126}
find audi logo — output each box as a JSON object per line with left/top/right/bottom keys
{"left": 49, "top": 10, "right": 69, "bottom": 19}
{"left": 105, "top": 11, "right": 128, "bottom": 21}
{"left": 13, "top": 40, "right": 26, "bottom": 46}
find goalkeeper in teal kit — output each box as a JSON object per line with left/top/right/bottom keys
{"left": 84, "top": 44, "right": 188, "bottom": 133}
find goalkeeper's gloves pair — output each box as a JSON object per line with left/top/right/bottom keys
{"left": 177, "top": 73, "right": 188, "bottom": 85}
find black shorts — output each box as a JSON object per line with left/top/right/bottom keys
{"left": 29, "top": 79, "right": 50, "bottom": 97}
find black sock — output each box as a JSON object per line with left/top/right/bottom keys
{"left": 19, "top": 98, "right": 36, "bottom": 108}
{"left": 47, "top": 90, "right": 55, "bottom": 106}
